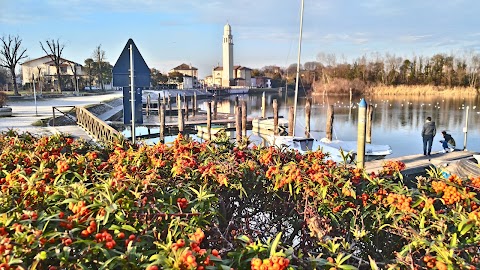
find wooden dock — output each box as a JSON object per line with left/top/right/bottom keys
{"left": 365, "top": 150, "right": 479, "bottom": 178}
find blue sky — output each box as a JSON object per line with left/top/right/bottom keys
{"left": 1, "top": 0, "right": 479, "bottom": 78}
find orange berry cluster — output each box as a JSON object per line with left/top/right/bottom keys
{"left": 80, "top": 221, "right": 97, "bottom": 238}
{"left": 469, "top": 176, "right": 480, "bottom": 189}
{"left": 468, "top": 211, "right": 480, "bottom": 225}
{"left": 0, "top": 237, "right": 13, "bottom": 255}
{"left": 448, "top": 175, "right": 462, "bottom": 185}
{"left": 68, "top": 201, "right": 91, "bottom": 223}
{"left": 441, "top": 185, "right": 463, "bottom": 205}
{"left": 55, "top": 160, "right": 70, "bottom": 175}
{"left": 94, "top": 230, "right": 116, "bottom": 249}
{"left": 386, "top": 193, "right": 415, "bottom": 213}
{"left": 251, "top": 256, "right": 290, "bottom": 270}
{"left": 176, "top": 198, "right": 188, "bottom": 209}
{"left": 432, "top": 181, "right": 464, "bottom": 205}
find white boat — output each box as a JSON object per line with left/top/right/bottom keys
{"left": 268, "top": 136, "right": 392, "bottom": 163}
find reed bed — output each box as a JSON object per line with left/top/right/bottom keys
{"left": 366, "top": 85, "right": 479, "bottom": 96}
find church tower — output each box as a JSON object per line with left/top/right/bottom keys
{"left": 222, "top": 23, "right": 234, "bottom": 87}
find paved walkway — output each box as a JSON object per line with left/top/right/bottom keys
{"left": 0, "top": 92, "right": 122, "bottom": 139}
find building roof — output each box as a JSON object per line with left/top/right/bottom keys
{"left": 21, "top": 55, "right": 82, "bottom": 66}
{"left": 213, "top": 65, "right": 252, "bottom": 71}
{"left": 172, "top": 63, "right": 198, "bottom": 70}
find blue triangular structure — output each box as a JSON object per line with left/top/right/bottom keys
{"left": 112, "top": 39, "right": 150, "bottom": 125}
{"left": 112, "top": 38, "right": 150, "bottom": 87}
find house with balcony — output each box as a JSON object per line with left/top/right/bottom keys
{"left": 21, "top": 55, "right": 83, "bottom": 91}
{"left": 169, "top": 63, "right": 200, "bottom": 89}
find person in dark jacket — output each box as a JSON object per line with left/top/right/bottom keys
{"left": 440, "top": 131, "right": 456, "bottom": 153}
{"left": 421, "top": 116, "right": 436, "bottom": 156}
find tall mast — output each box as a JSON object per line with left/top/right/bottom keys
{"left": 292, "top": 0, "right": 304, "bottom": 137}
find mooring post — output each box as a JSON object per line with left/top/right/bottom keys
{"left": 206, "top": 102, "right": 212, "bottom": 141}
{"left": 366, "top": 104, "right": 374, "bottom": 143}
{"left": 273, "top": 99, "right": 278, "bottom": 136}
{"left": 159, "top": 104, "right": 165, "bottom": 143}
{"left": 241, "top": 100, "right": 247, "bottom": 139}
{"left": 357, "top": 99, "right": 367, "bottom": 169}
{"left": 184, "top": 96, "right": 189, "bottom": 121}
{"left": 193, "top": 92, "right": 197, "bottom": 117}
{"left": 261, "top": 92, "right": 266, "bottom": 118}
{"left": 305, "top": 98, "right": 311, "bottom": 138}
{"left": 326, "top": 105, "right": 334, "bottom": 141}
{"left": 168, "top": 95, "right": 171, "bottom": 117}
{"left": 178, "top": 109, "right": 184, "bottom": 134}
{"left": 213, "top": 99, "right": 217, "bottom": 120}
{"left": 463, "top": 105, "right": 469, "bottom": 150}
{"left": 235, "top": 96, "right": 239, "bottom": 107}
{"left": 288, "top": 106, "right": 294, "bottom": 136}
{"left": 52, "top": 107, "right": 56, "bottom": 127}
{"left": 349, "top": 88, "right": 352, "bottom": 107}
{"left": 146, "top": 94, "right": 151, "bottom": 116}
{"left": 235, "top": 105, "right": 242, "bottom": 143}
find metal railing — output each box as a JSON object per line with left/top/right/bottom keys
{"left": 51, "top": 106, "right": 77, "bottom": 126}
{"left": 76, "top": 107, "right": 123, "bottom": 143}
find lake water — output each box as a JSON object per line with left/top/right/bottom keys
{"left": 126, "top": 91, "right": 480, "bottom": 158}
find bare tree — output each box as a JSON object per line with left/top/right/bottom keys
{"left": 40, "top": 39, "right": 64, "bottom": 92}
{"left": 0, "top": 35, "right": 28, "bottom": 95}
{"left": 70, "top": 63, "right": 80, "bottom": 94}
{"left": 93, "top": 45, "right": 106, "bottom": 90}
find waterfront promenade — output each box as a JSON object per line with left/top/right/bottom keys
{"left": 0, "top": 92, "right": 122, "bottom": 140}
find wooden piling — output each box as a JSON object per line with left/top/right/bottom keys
{"left": 305, "top": 98, "right": 311, "bottom": 138}
{"left": 168, "top": 95, "right": 171, "bottom": 117}
{"left": 177, "top": 95, "right": 183, "bottom": 134}
{"left": 146, "top": 94, "right": 151, "bottom": 116}
{"left": 184, "top": 96, "right": 189, "bottom": 121}
{"left": 241, "top": 101, "right": 247, "bottom": 139}
{"left": 261, "top": 92, "right": 266, "bottom": 118}
{"left": 366, "top": 104, "right": 374, "bottom": 143}
{"left": 235, "top": 106, "right": 241, "bottom": 143}
{"left": 213, "top": 99, "right": 217, "bottom": 120}
{"left": 193, "top": 92, "right": 197, "bottom": 117}
{"left": 273, "top": 99, "right": 278, "bottom": 136}
{"left": 288, "top": 106, "right": 294, "bottom": 136}
{"left": 159, "top": 104, "right": 165, "bottom": 142}
{"left": 235, "top": 96, "right": 239, "bottom": 107}
{"left": 326, "top": 105, "right": 334, "bottom": 141}
{"left": 206, "top": 102, "right": 212, "bottom": 140}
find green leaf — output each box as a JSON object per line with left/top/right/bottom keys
{"left": 460, "top": 222, "right": 473, "bottom": 235}
{"left": 368, "top": 255, "right": 379, "bottom": 270}
{"left": 339, "top": 265, "right": 358, "bottom": 270}
{"left": 450, "top": 233, "right": 457, "bottom": 247}
{"left": 269, "top": 232, "right": 282, "bottom": 257}
{"left": 121, "top": 225, "right": 137, "bottom": 233}
{"left": 236, "top": 235, "right": 251, "bottom": 243}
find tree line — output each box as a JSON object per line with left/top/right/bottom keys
{"left": 251, "top": 51, "right": 480, "bottom": 92}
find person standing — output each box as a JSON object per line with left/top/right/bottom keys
{"left": 421, "top": 116, "right": 436, "bottom": 156}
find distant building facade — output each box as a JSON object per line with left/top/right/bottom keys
{"left": 169, "top": 63, "right": 200, "bottom": 89}
{"left": 21, "top": 55, "right": 83, "bottom": 89}
{"left": 207, "top": 24, "right": 252, "bottom": 88}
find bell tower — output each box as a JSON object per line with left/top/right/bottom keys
{"left": 222, "top": 23, "right": 234, "bottom": 87}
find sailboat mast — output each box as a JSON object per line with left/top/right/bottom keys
{"left": 292, "top": 0, "right": 304, "bottom": 137}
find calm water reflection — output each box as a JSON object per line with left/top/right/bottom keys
{"left": 205, "top": 92, "right": 480, "bottom": 158}
{"left": 126, "top": 92, "right": 480, "bottom": 158}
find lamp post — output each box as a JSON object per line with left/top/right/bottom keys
{"left": 32, "top": 74, "right": 38, "bottom": 116}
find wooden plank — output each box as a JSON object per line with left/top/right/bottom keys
{"left": 365, "top": 150, "right": 479, "bottom": 175}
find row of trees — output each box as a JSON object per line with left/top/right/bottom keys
{"left": 0, "top": 34, "right": 114, "bottom": 95}
{"left": 250, "top": 51, "right": 480, "bottom": 92}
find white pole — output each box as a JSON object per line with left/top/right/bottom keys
{"left": 130, "top": 44, "right": 136, "bottom": 144}
{"left": 32, "top": 74, "right": 37, "bottom": 116}
{"left": 463, "top": 106, "right": 469, "bottom": 150}
{"left": 292, "top": 0, "right": 304, "bottom": 137}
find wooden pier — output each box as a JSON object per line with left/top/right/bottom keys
{"left": 365, "top": 150, "right": 479, "bottom": 179}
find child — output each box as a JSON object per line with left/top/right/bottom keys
{"left": 440, "top": 131, "right": 456, "bottom": 153}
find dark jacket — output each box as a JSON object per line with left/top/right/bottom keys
{"left": 443, "top": 133, "right": 456, "bottom": 147}
{"left": 421, "top": 121, "right": 436, "bottom": 137}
